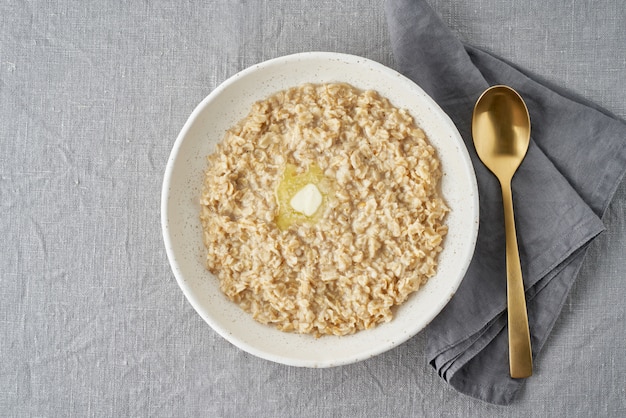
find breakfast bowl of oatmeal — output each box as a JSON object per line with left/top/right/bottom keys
{"left": 161, "top": 52, "right": 478, "bottom": 367}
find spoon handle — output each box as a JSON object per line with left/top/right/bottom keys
{"left": 501, "top": 180, "right": 533, "bottom": 378}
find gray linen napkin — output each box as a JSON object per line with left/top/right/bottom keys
{"left": 385, "top": 0, "right": 626, "bottom": 405}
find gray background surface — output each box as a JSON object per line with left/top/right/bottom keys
{"left": 1, "top": 0, "right": 624, "bottom": 416}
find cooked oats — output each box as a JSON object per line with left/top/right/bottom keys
{"left": 200, "top": 83, "right": 448, "bottom": 336}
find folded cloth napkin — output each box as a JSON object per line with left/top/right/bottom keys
{"left": 385, "top": 0, "right": 626, "bottom": 405}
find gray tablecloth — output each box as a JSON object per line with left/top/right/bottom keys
{"left": 1, "top": 0, "right": 624, "bottom": 416}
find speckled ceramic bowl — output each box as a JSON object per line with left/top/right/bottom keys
{"left": 161, "top": 52, "right": 478, "bottom": 367}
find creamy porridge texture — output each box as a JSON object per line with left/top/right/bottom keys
{"left": 200, "top": 83, "right": 448, "bottom": 336}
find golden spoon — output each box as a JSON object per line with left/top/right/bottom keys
{"left": 472, "top": 85, "right": 533, "bottom": 378}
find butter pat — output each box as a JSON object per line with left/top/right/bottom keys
{"left": 289, "top": 183, "right": 323, "bottom": 217}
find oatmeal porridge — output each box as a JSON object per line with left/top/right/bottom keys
{"left": 200, "top": 83, "right": 448, "bottom": 336}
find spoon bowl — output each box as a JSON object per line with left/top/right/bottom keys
{"left": 472, "top": 85, "right": 533, "bottom": 378}
{"left": 473, "top": 86, "right": 531, "bottom": 180}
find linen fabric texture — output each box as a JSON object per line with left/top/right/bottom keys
{"left": 385, "top": 0, "right": 626, "bottom": 405}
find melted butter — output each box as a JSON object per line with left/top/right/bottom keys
{"left": 275, "top": 163, "right": 333, "bottom": 230}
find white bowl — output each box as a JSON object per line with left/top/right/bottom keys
{"left": 161, "top": 52, "right": 478, "bottom": 367}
